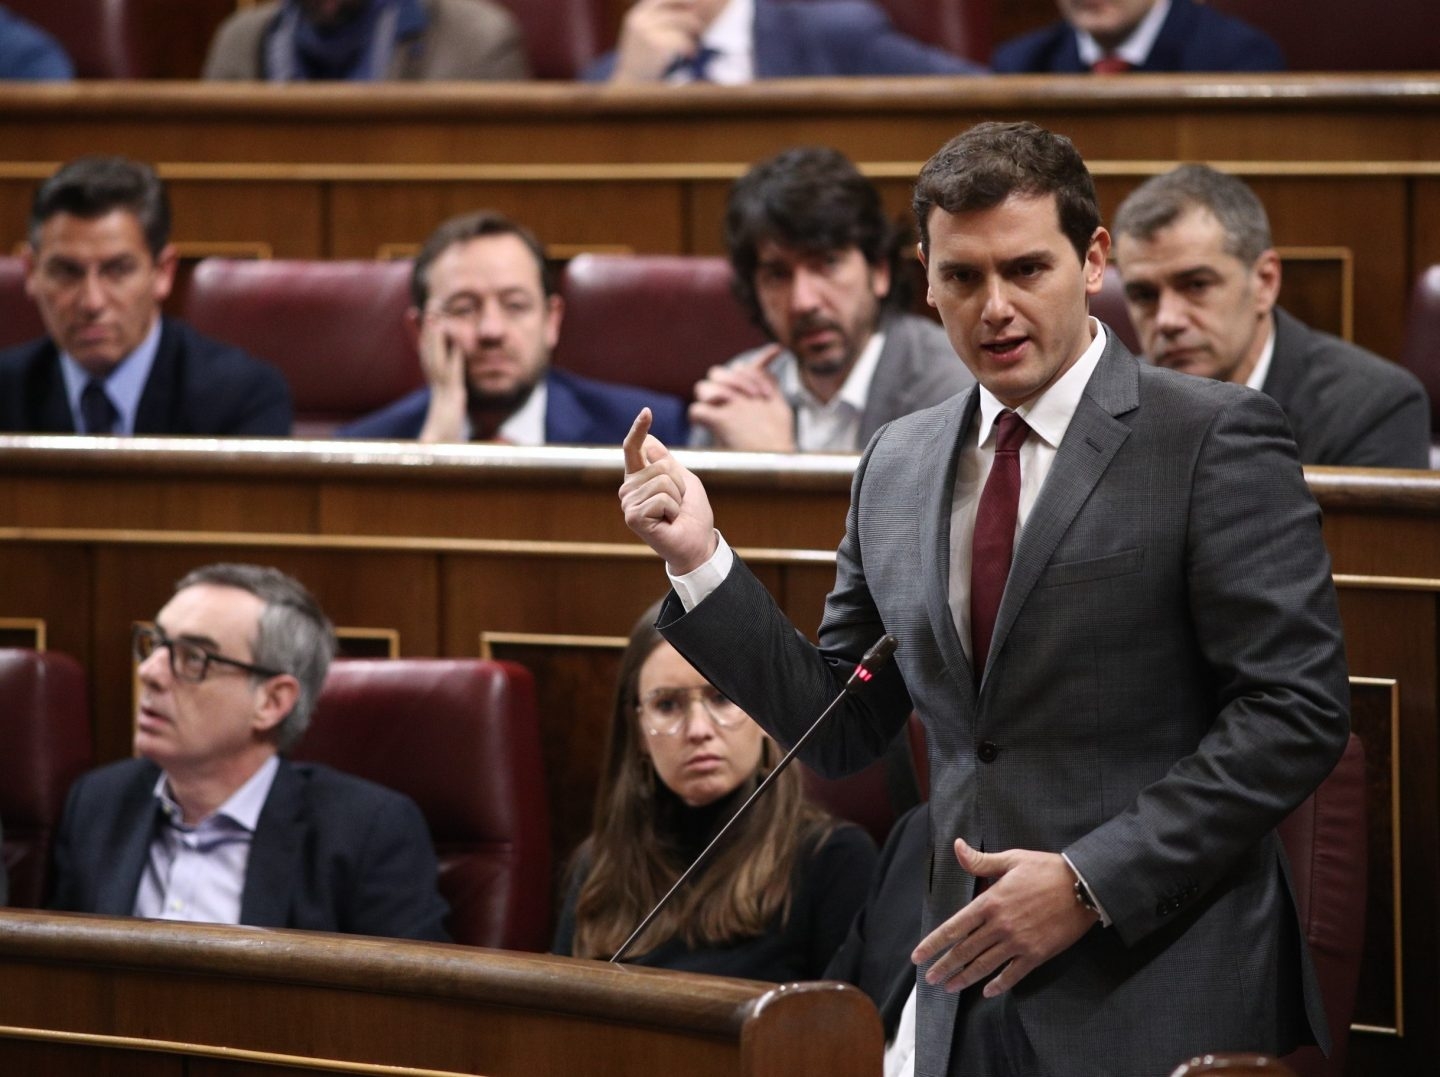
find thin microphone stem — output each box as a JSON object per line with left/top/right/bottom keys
{"left": 610, "top": 635, "right": 897, "bottom": 964}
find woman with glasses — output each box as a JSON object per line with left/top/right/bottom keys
{"left": 553, "top": 600, "right": 877, "bottom": 981}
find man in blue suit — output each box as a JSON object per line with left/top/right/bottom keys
{"left": 0, "top": 156, "right": 291, "bottom": 436}
{"left": 584, "top": 0, "right": 983, "bottom": 83}
{"left": 992, "top": 0, "right": 1283, "bottom": 74}
{"left": 340, "top": 210, "right": 688, "bottom": 444}
{"left": 49, "top": 563, "right": 450, "bottom": 941}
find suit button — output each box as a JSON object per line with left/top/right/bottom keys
{"left": 977, "top": 741, "right": 999, "bottom": 763}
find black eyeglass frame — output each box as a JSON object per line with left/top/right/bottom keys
{"left": 131, "top": 624, "right": 286, "bottom": 684}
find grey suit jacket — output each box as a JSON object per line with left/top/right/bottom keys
{"left": 663, "top": 335, "right": 1349, "bottom": 1076}
{"left": 1263, "top": 307, "right": 1431, "bottom": 468}
{"left": 692, "top": 312, "right": 973, "bottom": 449}
{"left": 203, "top": 0, "right": 529, "bottom": 80}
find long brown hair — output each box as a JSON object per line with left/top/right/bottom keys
{"left": 570, "top": 601, "right": 835, "bottom": 960}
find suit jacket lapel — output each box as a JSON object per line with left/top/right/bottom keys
{"left": 983, "top": 346, "right": 1138, "bottom": 685}
{"left": 239, "top": 759, "right": 303, "bottom": 928}
{"left": 98, "top": 764, "right": 166, "bottom": 914}
{"left": 919, "top": 388, "right": 978, "bottom": 696}
{"left": 134, "top": 319, "right": 181, "bottom": 435}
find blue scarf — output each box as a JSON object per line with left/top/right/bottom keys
{"left": 265, "top": 0, "right": 428, "bottom": 82}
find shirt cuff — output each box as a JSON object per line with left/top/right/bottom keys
{"left": 666, "top": 530, "right": 732, "bottom": 611}
{"left": 1061, "top": 852, "right": 1112, "bottom": 927}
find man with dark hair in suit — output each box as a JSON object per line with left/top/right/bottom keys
{"left": 584, "top": 0, "right": 982, "bottom": 83}
{"left": 49, "top": 563, "right": 449, "bottom": 941}
{"left": 1112, "top": 163, "right": 1430, "bottom": 468}
{"left": 993, "top": 0, "right": 1282, "bottom": 74}
{"left": 340, "top": 209, "right": 689, "bottom": 444}
{"left": 620, "top": 120, "right": 1347, "bottom": 1075}
{"left": 690, "top": 146, "right": 973, "bottom": 452}
{"left": 0, "top": 157, "right": 291, "bottom": 436}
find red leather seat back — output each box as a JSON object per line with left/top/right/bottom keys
{"left": 183, "top": 258, "right": 423, "bottom": 436}
{"left": 0, "top": 257, "right": 45, "bottom": 351}
{"left": 1277, "top": 733, "right": 1367, "bottom": 1077}
{"left": 491, "top": 0, "right": 603, "bottom": 79}
{"left": 0, "top": 649, "right": 93, "bottom": 908}
{"left": 5, "top": 0, "right": 237, "bottom": 79}
{"left": 800, "top": 715, "right": 927, "bottom": 846}
{"left": 1400, "top": 265, "right": 1440, "bottom": 437}
{"left": 292, "top": 659, "right": 551, "bottom": 951}
{"left": 1207, "top": 0, "right": 1440, "bottom": 71}
{"left": 553, "top": 254, "right": 766, "bottom": 402}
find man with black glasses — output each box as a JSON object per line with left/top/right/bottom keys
{"left": 48, "top": 563, "right": 449, "bottom": 941}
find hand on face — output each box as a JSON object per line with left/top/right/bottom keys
{"left": 620, "top": 408, "right": 718, "bottom": 574}
{"left": 688, "top": 345, "right": 797, "bottom": 451}
{"left": 416, "top": 314, "right": 468, "bottom": 443}
{"left": 612, "top": 0, "right": 716, "bottom": 81}
{"left": 911, "top": 840, "right": 1098, "bottom": 998}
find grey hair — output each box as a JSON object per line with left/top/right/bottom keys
{"left": 1112, "top": 163, "right": 1273, "bottom": 266}
{"left": 175, "top": 563, "right": 336, "bottom": 751}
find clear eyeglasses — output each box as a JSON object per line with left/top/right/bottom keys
{"left": 637, "top": 685, "right": 748, "bottom": 737}
{"left": 132, "top": 624, "right": 285, "bottom": 684}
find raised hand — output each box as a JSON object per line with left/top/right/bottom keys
{"left": 620, "top": 407, "right": 718, "bottom": 574}
{"left": 417, "top": 316, "right": 468, "bottom": 443}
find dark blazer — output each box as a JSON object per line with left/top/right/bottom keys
{"left": 0, "top": 317, "right": 292, "bottom": 436}
{"left": 825, "top": 802, "right": 929, "bottom": 1041}
{"left": 338, "top": 366, "right": 690, "bottom": 445}
{"left": 49, "top": 757, "right": 450, "bottom": 942}
{"left": 992, "top": 0, "right": 1284, "bottom": 73}
{"left": 584, "top": 0, "right": 983, "bottom": 81}
{"left": 1263, "top": 307, "right": 1431, "bottom": 469}
{"left": 662, "top": 336, "right": 1348, "bottom": 1075}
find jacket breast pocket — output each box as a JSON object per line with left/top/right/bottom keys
{"left": 1037, "top": 547, "right": 1144, "bottom": 588}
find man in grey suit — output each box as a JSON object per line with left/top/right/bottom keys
{"left": 1112, "top": 163, "right": 1430, "bottom": 469}
{"left": 689, "top": 146, "right": 972, "bottom": 451}
{"left": 620, "top": 122, "right": 1349, "bottom": 1075}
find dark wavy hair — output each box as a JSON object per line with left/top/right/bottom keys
{"left": 725, "top": 146, "right": 909, "bottom": 331}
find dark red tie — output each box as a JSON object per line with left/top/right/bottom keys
{"left": 1090, "top": 56, "right": 1133, "bottom": 74}
{"left": 971, "top": 410, "right": 1029, "bottom": 678}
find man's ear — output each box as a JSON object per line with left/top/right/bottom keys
{"left": 153, "top": 243, "right": 179, "bottom": 303}
{"left": 252, "top": 674, "right": 300, "bottom": 739}
{"left": 917, "top": 242, "right": 936, "bottom": 309}
{"left": 1083, "top": 227, "right": 1111, "bottom": 296}
{"left": 1252, "top": 248, "right": 1282, "bottom": 314}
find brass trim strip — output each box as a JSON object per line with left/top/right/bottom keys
{"left": 1347, "top": 677, "right": 1405, "bottom": 1037}
{"left": 480, "top": 631, "right": 627, "bottom": 660}
{"left": 0, "top": 527, "right": 839, "bottom": 566}
{"left": 9, "top": 160, "right": 1440, "bottom": 184}
{"left": 1333, "top": 574, "right": 1440, "bottom": 591}
{"left": 0, "top": 1024, "right": 483, "bottom": 1076}
{"left": 0, "top": 617, "right": 45, "bottom": 650}
{"left": 336, "top": 627, "right": 401, "bottom": 658}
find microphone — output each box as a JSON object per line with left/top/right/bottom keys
{"left": 610, "top": 634, "right": 899, "bottom": 963}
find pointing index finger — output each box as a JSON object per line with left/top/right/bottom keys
{"left": 622, "top": 408, "right": 654, "bottom": 474}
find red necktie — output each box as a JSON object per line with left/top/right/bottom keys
{"left": 971, "top": 411, "right": 1029, "bottom": 678}
{"left": 1090, "top": 56, "right": 1133, "bottom": 74}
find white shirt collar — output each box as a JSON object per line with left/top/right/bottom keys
{"left": 1075, "top": 0, "right": 1171, "bottom": 67}
{"left": 59, "top": 316, "right": 163, "bottom": 435}
{"left": 697, "top": 0, "right": 753, "bottom": 84}
{"left": 974, "top": 318, "right": 1108, "bottom": 450}
{"left": 153, "top": 754, "right": 280, "bottom": 832}
{"left": 1244, "top": 319, "right": 1277, "bottom": 392}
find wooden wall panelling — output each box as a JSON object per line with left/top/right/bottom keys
{"left": 166, "top": 179, "right": 325, "bottom": 260}
{"left": 325, "top": 178, "right": 692, "bottom": 260}
{"left": 1334, "top": 584, "right": 1439, "bottom": 1074}
{"left": 2, "top": 547, "right": 86, "bottom": 692}
{"left": 1410, "top": 177, "right": 1440, "bottom": 287}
